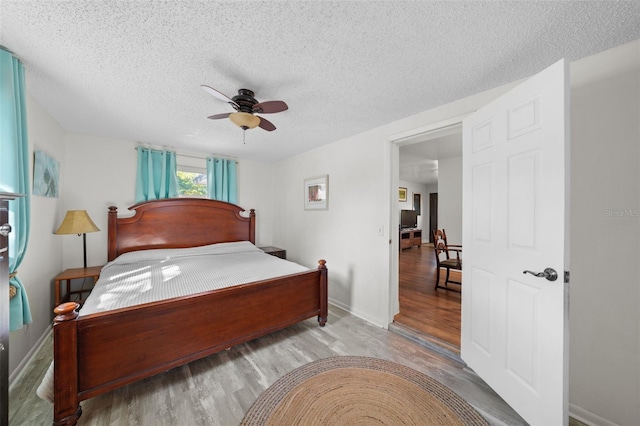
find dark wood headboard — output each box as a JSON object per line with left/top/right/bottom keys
{"left": 108, "top": 198, "right": 256, "bottom": 261}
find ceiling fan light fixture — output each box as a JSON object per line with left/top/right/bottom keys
{"left": 229, "top": 112, "right": 260, "bottom": 130}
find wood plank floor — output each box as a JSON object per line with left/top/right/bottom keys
{"left": 394, "top": 243, "right": 462, "bottom": 350}
{"left": 9, "top": 306, "right": 526, "bottom": 425}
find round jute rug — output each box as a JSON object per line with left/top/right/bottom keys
{"left": 241, "top": 356, "right": 489, "bottom": 425}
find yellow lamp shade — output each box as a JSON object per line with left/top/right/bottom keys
{"left": 54, "top": 210, "right": 100, "bottom": 235}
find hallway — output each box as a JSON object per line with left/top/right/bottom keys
{"left": 394, "top": 243, "right": 461, "bottom": 351}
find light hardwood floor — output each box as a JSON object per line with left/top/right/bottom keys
{"left": 9, "top": 306, "right": 526, "bottom": 425}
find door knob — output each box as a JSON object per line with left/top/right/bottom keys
{"left": 0, "top": 223, "right": 11, "bottom": 237}
{"left": 523, "top": 268, "right": 558, "bottom": 281}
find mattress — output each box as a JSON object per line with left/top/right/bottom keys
{"left": 80, "top": 241, "right": 308, "bottom": 315}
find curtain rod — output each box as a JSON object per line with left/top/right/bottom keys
{"left": 134, "top": 146, "right": 238, "bottom": 162}
{"left": 0, "top": 45, "right": 23, "bottom": 62}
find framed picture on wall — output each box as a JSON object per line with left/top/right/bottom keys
{"left": 413, "top": 193, "right": 421, "bottom": 215}
{"left": 304, "top": 175, "right": 329, "bottom": 210}
{"left": 33, "top": 150, "right": 60, "bottom": 198}
{"left": 399, "top": 187, "right": 407, "bottom": 202}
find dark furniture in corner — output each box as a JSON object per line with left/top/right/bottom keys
{"left": 0, "top": 193, "right": 20, "bottom": 426}
{"left": 259, "top": 246, "right": 286, "bottom": 259}
{"left": 399, "top": 228, "right": 422, "bottom": 250}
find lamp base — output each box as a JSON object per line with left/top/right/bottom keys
{"left": 82, "top": 233, "right": 87, "bottom": 269}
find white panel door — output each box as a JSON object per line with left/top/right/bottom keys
{"left": 461, "top": 59, "right": 569, "bottom": 426}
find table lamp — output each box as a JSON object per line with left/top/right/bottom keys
{"left": 54, "top": 210, "right": 100, "bottom": 269}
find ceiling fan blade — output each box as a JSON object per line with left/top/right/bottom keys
{"left": 253, "top": 100, "right": 288, "bottom": 114}
{"left": 201, "top": 85, "right": 239, "bottom": 109}
{"left": 207, "top": 112, "right": 231, "bottom": 120}
{"left": 258, "top": 116, "right": 276, "bottom": 131}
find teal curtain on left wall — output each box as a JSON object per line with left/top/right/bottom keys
{"left": 134, "top": 148, "right": 179, "bottom": 202}
{"left": 0, "top": 48, "right": 33, "bottom": 331}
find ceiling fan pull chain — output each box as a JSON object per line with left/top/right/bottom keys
{"left": 243, "top": 129, "right": 246, "bottom": 144}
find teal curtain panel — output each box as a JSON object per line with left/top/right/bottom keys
{"left": 135, "top": 148, "right": 179, "bottom": 202}
{"left": 0, "top": 48, "right": 33, "bottom": 331}
{"left": 206, "top": 157, "right": 237, "bottom": 203}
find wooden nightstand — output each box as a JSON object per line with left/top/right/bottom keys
{"left": 259, "top": 246, "right": 286, "bottom": 260}
{"left": 54, "top": 265, "right": 102, "bottom": 307}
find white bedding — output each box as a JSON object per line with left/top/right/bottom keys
{"left": 80, "top": 241, "right": 309, "bottom": 316}
{"left": 37, "top": 241, "right": 310, "bottom": 402}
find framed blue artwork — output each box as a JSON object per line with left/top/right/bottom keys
{"left": 33, "top": 150, "right": 59, "bottom": 197}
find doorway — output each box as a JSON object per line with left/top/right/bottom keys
{"left": 429, "top": 193, "right": 437, "bottom": 243}
{"left": 392, "top": 125, "right": 463, "bottom": 352}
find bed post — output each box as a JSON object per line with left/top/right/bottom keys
{"left": 317, "top": 259, "right": 328, "bottom": 326}
{"left": 52, "top": 302, "right": 82, "bottom": 426}
{"left": 108, "top": 206, "right": 118, "bottom": 261}
{"left": 249, "top": 209, "right": 256, "bottom": 244}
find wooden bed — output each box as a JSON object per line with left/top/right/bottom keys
{"left": 52, "top": 198, "right": 328, "bottom": 426}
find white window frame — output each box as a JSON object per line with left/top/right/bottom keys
{"left": 176, "top": 155, "right": 207, "bottom": 198}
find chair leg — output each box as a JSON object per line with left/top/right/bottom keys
{"left": 435, "top": 266, "right": 441, "bottom": 290}
{"left": 445, "top": 267, "right": 451, "bottom": 286}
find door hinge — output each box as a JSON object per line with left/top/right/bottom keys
{"left": 564, "top": 271, "right": 570, "bottom": 284}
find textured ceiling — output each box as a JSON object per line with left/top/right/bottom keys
{"left": 2, "top": 1, "right": 640, "bottom": 164}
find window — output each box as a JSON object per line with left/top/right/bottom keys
{"left": 177, "top": 169, "right": 207, "bottom": 197}
{"left": 176, "top": 154, "right": 207, "bottom": 197}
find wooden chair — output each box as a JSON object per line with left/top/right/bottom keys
{"left": 432, "top": 229, "right": 462, "bottom": 292}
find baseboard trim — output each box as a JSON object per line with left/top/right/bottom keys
{"left": 569, "top": 403, "right": 619, "bottom": 426}
{"left": 8, "top": 325, "right": 52, "bottom": 391}
{"left": 328, "top": 298, "right": 386, "bottom": 329}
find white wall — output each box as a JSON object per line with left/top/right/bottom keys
{"left": 9, "top": 94, "right": 65, "bottom": 379}
{"left": 236, "top": 159, "right": 275, "bottom": 246}
{"left": 437, "top": 156, "right": 462, "bottom": 245}
{"left": 272, "top": 131, "right": 390, "bottom": 326}
{"left": 60, "top": 134, "right": 136, "bottom": 269}
{"left": 568, "top": 48, "right": 640, "bottom": 425}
